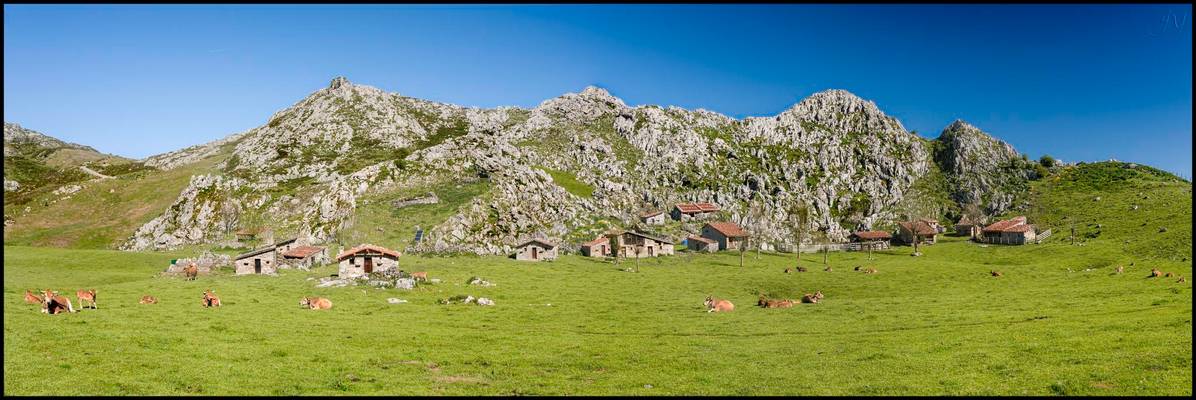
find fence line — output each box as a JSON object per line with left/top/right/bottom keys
{"left": 1035, "top": 228, "right": 1052, "bottom": 244}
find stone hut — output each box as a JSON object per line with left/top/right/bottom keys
{"left": 609, "top": 230, "right": 675, "bottom": 258}
{"left": 580, "top": 236, "right": 610, "bottom": 258}
{"left": 671, "top": 202, "right": 720, "bottom": 221}
{"left": 640, "top": 211, "right": 667, "bottom": 225}
{"left": 686, "top": 236, "right": 718, "bottom": 253}
{"left": 954, "top": 215, "right": 985, "bottom": 239}
{"left": 337, "top": 244, "right": 400, "bottom": 278}
{"left": 980, "top": 216, "right": 1037, "bottom": 245}
{"left": 234, "top": 228, "right": 259, "bottom": 243}
{"left": 850, "top": 230, "right": 892, "bottom": 251}
{"left": 514, "top": 238, "right": 558, "bottom": 261}
{"left": 701, "top": 221, "right": 749, "bottom": 251}
{"left": 281, "top": 245, "right": 328, "bottom": 270}
{"left": 234, "top": 247, "right": 278, "bottom": 275}
{"left": 897, "top": 220, "right": 938, "bottom": 245}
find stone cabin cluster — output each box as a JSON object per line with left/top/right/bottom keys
{"left": 233, "top": 237, "right": 329, "bottom": 276}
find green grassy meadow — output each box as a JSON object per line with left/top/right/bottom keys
{"left": 3, "top": 161, "right": 1192, "bottom": 395}
{"left": 4, "top": 236, "right": 1191, "bottom": 395}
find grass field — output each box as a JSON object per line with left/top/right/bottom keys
{"left": 4, "top": 162, "right": 1192, "bottom": 395}
{"left": 4, "top": 236, "right": 1190, "bottom": 396}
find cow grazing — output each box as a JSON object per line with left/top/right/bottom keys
{"left": 139, "top": 295, "right": 158, "bottom": 304}
{"left": 990, "top": 271, "right": 1003, "bottom": 277}
{"left": 411, "top": 271, "right": 428, "bottom": 282}
{"left": 201, "top": 289, "right": 221, "bottom": 308}
{"left": 184, "top": 263, "right": 198, "bottom": 281}
{"left": 24, "top": 290, "right": 42, "bottom": 304}
{"left": 300, "top": 297, "right": 333, "bottom": 310}
{"left": 1150, "top": 268, "right": 1163, "bottom": 278}
{"left": 76, "top": 289, "right": 97, "bottom": 309}
{"left": 40, "top": 290, "right": 75, "bottom": 314}
{"left": 704, "top": 296, "right": 734, "bottom": 313}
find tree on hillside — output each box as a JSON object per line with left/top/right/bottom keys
{"left": 789, "top": 203, "right": 809, "bottom": 266}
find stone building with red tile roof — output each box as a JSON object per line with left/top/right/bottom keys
{"left": 337, "top": 244, "right": 400, "bottom": 278}
{"left": 701, "top": 221, "right": 749, "bottom": 251}
{"left": 979, "top": 216, "right": 1037, "bottom": 245}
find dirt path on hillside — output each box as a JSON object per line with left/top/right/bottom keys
{"left": 79, "top": 165, "right": 114, "bottom": 180}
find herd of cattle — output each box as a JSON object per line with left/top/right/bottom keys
{"left": 24, "top": 260, "right": 1184, "bottom": 316}
{"left": 24, "top": 287, "right": 334, "bottom": 313}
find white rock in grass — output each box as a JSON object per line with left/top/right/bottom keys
{"left": 387, "top": 298, "right": 408, "bottom": 304}
{"left": 476, "top": 297, "right": 495, "bottom": 306}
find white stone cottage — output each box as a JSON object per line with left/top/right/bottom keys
{"left": 336, "top": 244, "right": 400, "bottom": 278}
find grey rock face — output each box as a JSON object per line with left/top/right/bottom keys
{"left": 935, "top": 120, "right": 1033, "bottom": 215}
{"left": 122, "top": 78, "right": 1031, "bottom": 254}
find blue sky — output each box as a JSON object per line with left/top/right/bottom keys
{"left": 4, "top": 4, "right": 1192, "bottom": 177}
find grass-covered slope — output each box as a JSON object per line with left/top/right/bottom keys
{"left": 1026, "top": 161, "right": 1191, "bottom": 262}
{"left": 3, "top": 154, "right": 228, "bottom": 249}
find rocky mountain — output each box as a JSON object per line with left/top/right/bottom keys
{"left": 935, "top": 120, "right": 1040, "bottom": 215}
{"left": 106, "top": 77, "right": 1042, "bottom": 254}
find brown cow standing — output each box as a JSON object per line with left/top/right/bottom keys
{"left": 40, "top": 289, "right": 75, "bottom": 314}
{"left": 139, "top": 295, "right": 158, "bottom": 304}
{"left": 184, "top": 263, "right": 198, "bottom": 281}
{"left": 410, "top": 271, "right": 428, "bottom": 282}
{"left": 300, "top": 297, "right": 333, "bottom": 310}
{"left": 76, "top": 289, "right": 97, "bottom": 309}
{"left": 704, "top": 296, "right": 734, "bottom": 313}
{"left": 24, "top": 290, "right": 43, "bottom": 304}
{"left": 201, "top": 289, "right": 221, "bottom": 308}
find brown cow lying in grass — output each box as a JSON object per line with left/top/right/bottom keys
{"left": 704, "top": 296, "right": 734, "bottom": 313}
{"left": 76, "top": 289, "right": 97, "bottom": 309}
{"left": 801, "top": 291, "right": 825, "bottom": 304}
{"left": 991, "top": 271, "right": 1003, "bottom": 277}
{"left": 139, "top": 295, "right": 158, "bottom": 304}
{"left": 1115, "top": 266, "right": 1124, "bottom": 274}
{"left": 24, "top": 290, "right": 43, "bottom": 304}
{"left": 757, "top": 296, "right": 795, "bottom": 308}
{"left": 40, "top": 290, "right": 75, "bottom": 314}
{"left": 1178, "top": 276, "right": 1187, "bottom": 283}
{"left": 300, "top": 297, "right": 333, "bottom": 310}
{"left": 202, "top": 289, "right": 221, "bottom": 308}
{"left": 1150, "top": 268, "right": 1163, "bottom": 278}
{"left": 824, "top": 266, "right": 832, "bottom": 272}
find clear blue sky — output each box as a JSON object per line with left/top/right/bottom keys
{"left": 4, "top": 4, "right": 1192, "bottom": 177}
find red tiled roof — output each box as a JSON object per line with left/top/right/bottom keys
{"left": 853, "top": 231, "right": 892, "bottom": 240}
{"left": 696, "top": 202, "right": 720, "bottom": 212}
{"left": 688, "top": 236, "right": 716, "bottom": 245}
{"left": 675, "top": 203, "right": 703, "bottom": 213}
{"left": 705, "top": 222, "right": 749, "bottom": 238}
{"left": 899, "top": 221, "right": 937, "bottom": 235}
{"left": 1002, "top": 224, "right": 1034, "bottom": 233}
{"left": 581, "top": 236, "right": 609, "bottom": 247}
{"left": 336, "top": 244, "right": 400, "bottom": 261}
{"left": 982, "top": 216, "right": 1029, "bottom": 233}
{"left": 282, "top": 245, "right": 324, "bottom": 259}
